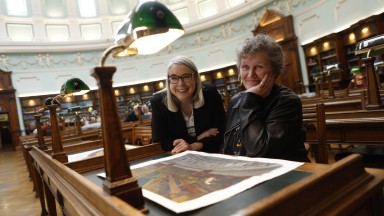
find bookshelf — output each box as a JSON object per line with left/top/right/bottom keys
{"left": 19, "top": 65, "right": 240, "bottom": 132}
{"left": 225, "top": 68, "right": 240, "bottom": 96}
{"left": 199, "top": 72, "right": 212, "bottom": 86}
{"left": 20, "top": 96, "right": 49, "bottom": 134}
{"left": 139, "top": 83, "right": 155, "bottom": 104}
{"left": 302, "top": 12, "right": 384, "bottom": 90}
{"left": 206, "top": 65, "right": 240, "bottom": 97}
{"left": 19, "top": 91, "right": 100, "bottom": 135}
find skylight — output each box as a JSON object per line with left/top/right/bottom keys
{"left": 46, "top": 25, "right": 69, "bottom": 41}
{"left": 7, "top": 24, "right": 34, "bottom": 41}
{"left": 78, "top": 0, "right": 97, "bottom": 17}
{"left": 6, "top": 0, "right": 28, "bottom": 16}
{"left": 198, "top": 0, "right": 218, "bottom": 19}
{"left": 228, "top": 0, "right": 244, "bottom": 7}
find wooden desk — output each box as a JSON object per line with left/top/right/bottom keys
{"left": 306, "top": 117, "right": 384, "bottom": 144}
{"left": 304, "top": 106, "right": 384, "bottom": 163}
{"left": 29, "top": 145, "right": 384, "bottom": 216}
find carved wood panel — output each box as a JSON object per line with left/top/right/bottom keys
{"left": 0, "top": 69, "right": 20, "bottom": 149}
{"left": 253, "top": 10, "right": 303, "bottom": 94}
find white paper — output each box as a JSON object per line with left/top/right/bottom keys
{"left": 68, "top": 144, "right": 138, "bottom": 162}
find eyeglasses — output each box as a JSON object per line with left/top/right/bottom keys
{"left": 168, "top": 73, "right": 194, "bottom": 84}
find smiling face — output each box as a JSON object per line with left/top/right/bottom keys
{"left": 240, "top": 52, "right": 273, "bottom": 90}
{"left": 168, "top": 64, "right": 196, "bottom": 104}
{"left": 355, "top": 72, "right": 364, "bottom": 85}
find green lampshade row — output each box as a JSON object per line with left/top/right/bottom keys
{"left": 355, "top": 34, "right": 384, "bottom": 55}
{"left": 114, "top": 0, "right": 184, "bottom": 56}
{"left": 61, "top": 78, "right": 90, "bottom": 96}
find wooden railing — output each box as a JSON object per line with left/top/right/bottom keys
{"left": 28, "top": 145, "right": 384, "bottom": 215}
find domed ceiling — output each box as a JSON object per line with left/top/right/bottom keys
{"left": 0, "top": 0, "right": 251, "bottom": 52}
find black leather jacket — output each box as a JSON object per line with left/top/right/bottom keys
{"left": 221, "top": 84, "right": 309, "bottom": 162}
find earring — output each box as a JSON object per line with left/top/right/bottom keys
{"left": 238, "top": 75, "right": 243, "bottom": 87}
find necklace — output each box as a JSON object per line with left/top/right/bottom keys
{"left": 182, "top": 110, "right": 196, "bottom": 137}
{"left": 182, "top": 110, "right": 193, "bottom": 122}
{"left": 180, "top": 102, "right": 193, "bottom": 118}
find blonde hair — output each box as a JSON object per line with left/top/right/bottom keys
{"left": 165, "top": 55, "right": 205, "bottom": 112}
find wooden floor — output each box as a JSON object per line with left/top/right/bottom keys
{"left": 0, "top": 143, "right": 338, "bottom": 216}
{"left": 0, "top": 145, "right": 41, "bottom": 216}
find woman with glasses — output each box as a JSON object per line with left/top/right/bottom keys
{"left": 221, "top": 34, "right": 310, "bottom": 162}
{"left": 150, "top": 55, "right": 226, "bottom": 154}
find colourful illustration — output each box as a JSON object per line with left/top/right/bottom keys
{"left": 132, "top": 153, "right": 282, "bottom": 202}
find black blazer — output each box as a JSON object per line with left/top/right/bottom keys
{"left": 150, "top": 84, "right": 226, "bottom": 153}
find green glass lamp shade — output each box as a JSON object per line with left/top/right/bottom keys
{"left": 128, "top": 99, "right": 142, "bottom": 107}
{"left": 374, "top": 60, "right": 384, "bottom": 68}
{"left": 325, "top": 63, "right": 341, "bottom": 71}
{"left": 350, "top": 67, "right": 361, "bottom": 74}
{"left": 68, "top": 106, "right": 82, "bottom": 113}
{"left": 355, "top": 34, "right": 384, "bottom": 55}
{"left": 60, "top": 78, "right": 90, "bottom": 96}
{"left": 113, "top": 0, "right": 184, "bottom": 57}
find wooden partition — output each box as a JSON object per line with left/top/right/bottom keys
{"left": 0, "top": 69, "right": 21, "bottom": 149}
{"left": 29, "top": 146, "right": 384, "bottom": 216}
{"left": 29, "top": 146, "right": 146, "bottom": 216}
{"left": 65, "top": 143, "right": 164, "bottom": 173}
{"left": 131, "top": 126, "right": 152, "bottom": 145}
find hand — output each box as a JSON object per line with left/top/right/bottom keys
{"left": 198, "top": 128, "right": 219, "bottom": 140}
{"left": 171, "top": 139, "right": 191, "bottom": 154}
{"left": 247, "top": 73, "right": 275, "bottom": 98}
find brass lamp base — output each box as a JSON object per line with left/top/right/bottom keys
{"left": 34, "top": 115, "right": 48, "bottom": 150}
{"left": 103, "top": 178, "right": 148, "bottom": 213}
{"left": 47, "top": 104, "right": 68, "bottom": 163}
{"left": 51, "top": 152, "right": 68, "bottom": 163}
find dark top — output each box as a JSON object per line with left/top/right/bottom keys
{"left": 222, "top": 84, "right": 310, "bottom": 162}
{"left": 124, "top": 111, "right": 138, "bottom": 122}
{"left": 150, "top": 84, "right": 226, "bottom": 153}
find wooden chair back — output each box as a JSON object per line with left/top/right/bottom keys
{"left": 132, "top": 126, "right": 152, "bottom": 146}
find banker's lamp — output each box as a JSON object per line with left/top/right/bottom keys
{"left": 33, "top": 114, "right": 46, "bottom": 150}
{"left": 90, "top": 1, "right": 184, "bottom": 212}
{"left": 323, "top": 63, "right": 342, "bottom": 98}
{"left": 313, "top": 76, "right": 321, "bottom": 96}
{"left": 52, "top": 78, "right": 90, "bottom": 103}
{"left": 374, "top": 60, "right": 384, "bottom": 69}
{"left": 34, "top": 98, "right": 60, "bottom": 150}
{"left": 355, "top": 34, "right": 384, "bottom": 109}
{"left": 44, "top": 97, "right": 61, "bottom": 106}
{"left": 49, "top": 78, "right": 90, "bottom": 162}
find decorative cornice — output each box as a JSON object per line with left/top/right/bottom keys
{"left": 0, "top": 0, "right": 285, "bottom": 53}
